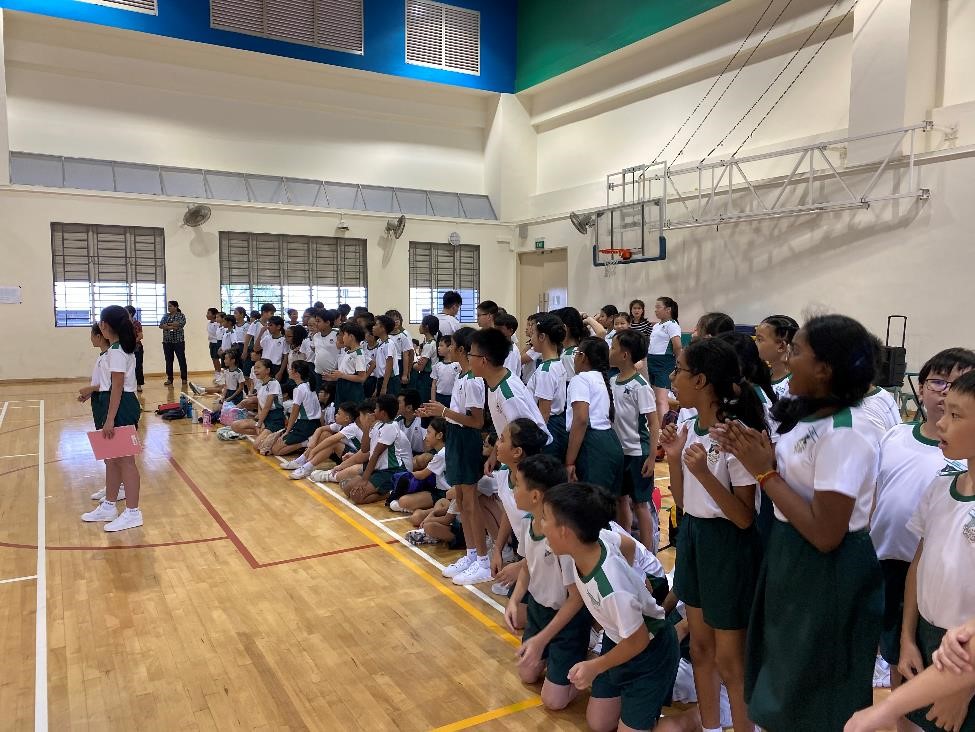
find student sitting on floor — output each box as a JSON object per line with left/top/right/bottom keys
{"left": 342, "top": 395, "right": 414, "bottom": 505}
{"left": 396, "top": 389, "right": 427, "bottom": 454}
{"left": 387, "top": 417, "right": 450, "bottom": 514}
{"left": 283, "top": 402, "right": 365, "bottom": 481}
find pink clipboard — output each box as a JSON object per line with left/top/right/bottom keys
{"left": 87, "top": 426, "right": 142, "bottom": 460}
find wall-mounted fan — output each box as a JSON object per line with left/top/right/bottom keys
{"left": 183, "top": 204, "right": 212, "bottom": 227}
{"left": 385, "top": 215, "right": 406, "bottom": 239}
{"left": 569, "top": 211, "right": 596, "bottom": 235}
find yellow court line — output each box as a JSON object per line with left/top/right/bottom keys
{"left": 430, "top": 697, "right": 543, "bottom": 732}
{"left": 264, "top": 454, "right": 521, "bottom": 649}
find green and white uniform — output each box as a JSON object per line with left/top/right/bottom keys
{"left": 395, "top": 415, "right": 426, "bottom": 455}
{"left": 746, "top": 407, "right": 882, "bottom": 732}
{"left": 92, "top": 343, "right": 140, "bottom": 429}
{"left": 487, "top": 369, "right": 551, "bottom": 442}
{"left": 770, "top": 374, "right": 791, "bottom": 400}
{"left": 335, "top": 347, "right": 366, "bottom": 404}
{"left": 366, "top": 420, "right": 414, "bottom": 493}
{"left": 516, "top": 513, "right": 592, "bottom": 686}
{"left": 283, "top": 381, "right": 322, "bottom": 445}
{"left": 560, "top": 345, "right": 578, "bottom": 381}
{"left": 567, "top": 371, "right": 623, "bottom": 495}
{"left": 857, "top": 387, "right": 902, "bottom": 445}
{"left": 647, "top": 320, "right": 681, "bottom": 389}
{"left": 611, "top": 372, "right": 656, "bottom": 504}
{"left": 572, "top": 531, "right": 679, "bottom": 730}
{"left": 256, "top": 377, "right": 285, "bottom": 431}
{"left": 425, "top": 447, "right": 452, "bottom": 501}
{"left": 528, "top": 358, "right": 568, "bottom": 460}
{"left": 445, "top": 371, "right": 484, "bottom": 486}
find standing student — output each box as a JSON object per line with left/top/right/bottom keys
{"left": 565, "top": 337, "right": 623, "bottom": 495}
{"left": 554, "top": 307, "right": 587, "bottom": 381}
{"left": 253, "top": 315, "right": 287, "bottom": 380}
{"left": 713, "top": 314, "right": 883, "bottom": 731}
{"left": 271, "top": 360, "right": 321, "bottom": 456}
{"left": 521, "top": 312, "right": 544, "bottom": 385}
{"left": 326, "top": 322, "right": 367, "bottom": 405}
{"left": 870, "top": 348, "right": 975, "bottom": 730}
{"left": 281, "top": 324, "right": 313, "bottom": 381}
{"left": 310, "top": 308, "right": 341, "bottom": 389}
{"left": 385, "top": 309, "right": 413, "bottom": 390}
{"left": 438, "top": 290, "right": 462, "bottom": 336}
{"left": 662, "top": 337, "right": 766, "bottom": 732}
{"left": 609, "top": 329, "right": 661, "bottom": 553}
{"left": 859, "top": 381, "right": 903, "bottom": 445}
{"left": 286, "top": 308, "right": 299, "bottom": 326}
{"left": 125, "top": 305, "right": 145, "bottom": 393}
{"left": 159, "top": 300, "right": 188, "bottom": 387}
{"left": 81, "top": 305, "right": 144, "bottom": 532}
{"left": 413, "top": 314, "right": 440, "bottom": 403}
{"left": 540, "top": 482, "right": 679, "bottom": 732}
{"left": 372, "top": 315, "right": 400, "bottom": 396}
{"left": 417, "top": 327, "right": 490, "bottom": 586}
{"left": 205, "top": 307, "right": 223, "bottom": 384}
{"left": 648, "top": 297, "right": 682, "bottom": 418}
{"left": 755, "top": 315, "right": 799, "bottom": 399}
{"left": 629, "top": 299, "right": 653, "bottom": 339}
{"left": 896, "top": 369, "right": 975, "bottom": 732}
{"left": 692, "top": 312, "right": 734, "bottom": 340}
{"left": 470, "top": 327, "right": 551, "bottom": 472}
{"left": 476, "top": 300, "right": 500, "bottom": 330}
{"left": 80, "top": 324, "right": 122, "bottom": 502}
{"left": 495, "top": 313, "right": 523, "bottom": 380}
{"left": 243, "top": 303, "right": 275, "bottom": 380}
{"left": 431, "top": 336, "right": 459, "bottom": 407}
{"left": 505, "top": 454, "right": 593, "bottom": 712}
{"left": 361, "top": 322, "right": 379, "bottom": 398}
{"left": 527, "top": 314, "right": 569, "bottom": 461}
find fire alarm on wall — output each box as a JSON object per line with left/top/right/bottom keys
{"left": 448, "top": 232, "right": 461, "bottom": 247}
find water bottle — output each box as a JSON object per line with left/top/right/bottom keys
{"left": 202, "top": 409, "right": 212, "bottom": 429}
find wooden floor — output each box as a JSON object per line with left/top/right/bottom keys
{"left": 0, "top": 376, "right": 894, "bottom": 731}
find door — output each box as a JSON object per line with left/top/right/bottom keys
{"left": 517, "top": 249, "right": 568, "bottom": 339}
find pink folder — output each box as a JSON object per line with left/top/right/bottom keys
{"left": 87, "top": 426, "right": 142, "bottom": 460}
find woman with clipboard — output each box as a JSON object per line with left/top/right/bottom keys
{"left": 81, "top": 305, "right": 144, "bottom": 532}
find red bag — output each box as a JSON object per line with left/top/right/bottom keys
{"left": 155, "top": 402, "right": 181, "bottom": 414}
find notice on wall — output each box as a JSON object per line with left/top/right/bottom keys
{"left": 0, "top": 286, "right": 22, "bottom": 304}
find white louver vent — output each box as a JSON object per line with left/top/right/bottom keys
{"left": 78, "top": 0, "right": 157, "bottom": 14}
{"left": 406, "top": 0, "right": 480, "bottom": 76}
{"left": 210, "top": 0, "right": 363, "bottom": 55}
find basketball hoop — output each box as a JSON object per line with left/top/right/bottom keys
{"left": 599, "top": 248, "right": 632, "bottom": 277}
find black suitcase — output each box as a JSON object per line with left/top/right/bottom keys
{"left": 877, "top": 315, "right": 907, "bottom": 388}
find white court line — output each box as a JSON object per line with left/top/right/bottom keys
{"left": 0, "top": 575, "right": 37, "bottom": 585}
{"left": 379, "top": 516, "right": 410, "bottom": 523}
{"left": 183, "top": 391, "right": 507, "bottom": 614}
{"left": 0, "top": 453, "right": 39, "bottom": 459}
{"left": 6, "top": 405, "right": 42, "bottom": 409}
{"left": 0, "top": 402, "right": 7, "bottom": 431}
{"left": 35, "top": 400, "right": 48, "bottom": 732}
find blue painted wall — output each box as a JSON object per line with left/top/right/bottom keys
{"left": 0, "top": 0, "right": 517, "bottom": 93}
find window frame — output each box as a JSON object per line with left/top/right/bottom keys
{"left": 404, "top": 0, "right": 481, "bottom": 76}
{"left": 408, "top": 241, "right": 479, "bottom": 324}
{"left": 218, "top": 231, "right": 368, "bottom": 314}
{"left": 50, "top": 223, "right": 167, "bottom": 328}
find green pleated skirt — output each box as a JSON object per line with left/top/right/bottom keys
{"left": 577, "top": 427, "right": 624, "bottom": 496}
{"left": 92, "top": 391, "right": 141, "bottom": 430}
{"left": 745, "top": 520, "right": 882, "bottom": 732}
{"left": 907, "top": 616, "right": 975, "bottom": 731}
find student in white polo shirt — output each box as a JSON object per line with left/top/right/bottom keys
{"left": 438, "top": 290, "right": 463, "bottom": 336}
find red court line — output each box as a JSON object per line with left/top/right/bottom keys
{"left": 0, "top": 536, "right": 227, "bottom": 551}
{"left": 0, "top": 458, "right": 64, "bottom": 480}
{"left": 255, "top": 539, "right": 398, "bottom": 569}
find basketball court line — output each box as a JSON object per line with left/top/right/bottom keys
{"left": 0, "top": 574, "right": 37, "bottom": 585}
{"left": 0, "top": 453, "right": 39, "bottom": 459}
{"left": 430, "top": 697, "right": 544, "bottom": 732}
{"left": 0, "top": 537, "right": 228, "bottom": 551}
{"left": 0, "top": 401, "right": 8, "bottom": 431}
{"left": 35, "top": 399, "right": 48, "bottom": 732}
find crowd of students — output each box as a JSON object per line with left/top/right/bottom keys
{"left": 79, "top": 290, "right": 975, "bottom": 732}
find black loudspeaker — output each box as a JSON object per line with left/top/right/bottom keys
{"left": 877, "top": 315, "right": 907, "bottom": 388}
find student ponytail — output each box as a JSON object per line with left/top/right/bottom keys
{"left": 771, "top": 314, "right": 878, "bottom": 433}
{"left": 507, "top": 418, "right": 548, "bottom": 457}
{"left": 533, "top": 313, "right": 566, "bottom": 350}
{"left": 552, "top": 307, "right": 586, "bottom": 344}
{"left": 99, "top": 305, "right": 136, "bottom": 354}
{"left": 291, "top": 359, "right": 313, "bottom": 384}
{"left": 684, "top": 338, "right": 767, "bottom": 432}
{"left": 716, "top": 331, "right": 777, "bottom": 404}
{"left": 578, "top": 336, "right": 615, "bottom": 423}
{"left": 657, "top": 296, "right": 679, "bottom": 323}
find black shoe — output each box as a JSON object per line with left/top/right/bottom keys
{"left": 164, "top": 380, "right": 173, "bottom": 386}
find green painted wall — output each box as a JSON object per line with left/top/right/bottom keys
{"left": 516, "top": 0, "right": 729, "bottom": 91}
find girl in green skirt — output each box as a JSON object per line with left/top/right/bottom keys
{"left": 527, "top": 313, "right": 569, "bottom": 461}
{"left": 647, "top": 296, "right": 683, "bottom": 418}
{"left": 713, "top": 314, "right": 883, "bottom": 731}
{"left": 228, "top": 359, "right": 285, "bottom": 444}
{"left": 81, "top": 305, "right": 144, "bottom": 533}
{"left": 328, "top": 322, "right": 367, "bottom": 405}
{"left": 662, "top": 337, "right": 767, "bottom": 732}
{"left": 565, "top": 337, "right": 623, "bottom": 496}
{"left": 272, "top": 360, "right": 323, "bottom": 456}
{"left": 552, "top": 307, "right": 586, "bottom": 381}
{"left": 78, "top": 323, "right": 111, "bottom": 426}
{"left": 412, "top": 315, "right": 440, "bottom": 407}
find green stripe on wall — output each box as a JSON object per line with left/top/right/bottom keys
{"left": 516, "top": 0, "right": 730, "bottom": 92}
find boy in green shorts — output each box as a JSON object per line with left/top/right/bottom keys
{"left": 344, "top": 395, "right": 413, "bottom": 505}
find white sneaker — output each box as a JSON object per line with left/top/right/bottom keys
{"left": 189, "top": 382, "right": 206, "bottom": 396}
{"left": 90, "top": 486, "right": 126, "bottom": 501}
{"left": 311, "top": 469, "right": 336, "bottom": 483}
{"left": 452, "top": 561, "right": 493, "bottom": 586}
{"left": 491, "top": 581, "right": 512, "bottom": 597}
{"left": 290, "top": 464, "right": 313, "bottom": 480}
{"left": 82, "top": 501, "right": 118, "bottom": 523}
{"left": 501, "top": 544, "right": 516, "bottom": 564}
{"left": 442, "top": 554, "right": 475, "bottom": 578}
{"left": 281, "top": 458, "right": 305, "bottom": 470}
{"left": 104, "top": 508, "right": 143, "bottom": 532}
{"left": 389, "top": 500, "right": 402, "bottom": 512}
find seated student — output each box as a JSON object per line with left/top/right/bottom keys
{"left": 431, "top": 336, "right": 459, "bottom": 406}
{"left": 407, "top": 490, "right": 463, "bottom": 547}
{"left": 325, "top": 322, "right": 367, "bottom": 405}
{"left": 505, "top": 454, "right": 594, "bottom": 712}
{"left": 228, "top": 358, "right": 285, "bottom": 440}
{"left": 343, "top": 395, "right": 414, "bottom": 505}
{"left": 396, "top": 389, "right": 426, "bottom": 454}
{"left": 898, "top": 370, "right": 975, "bottom": 732}
{"left": 283, "top": 402, "right": 363, "bottom": 480}
{"left": 388, "top": 417, "right": 450, "bottom": 513}
{"left": 194, "top": 351, "right": 245, "bottom": 404}
{"left": 270, "top": 361, "right": 322, "bottom": 456}
{"left": 540, "top": 482, "right": 680, "bottom": 732}
{"left": 847, "top": 617, "right": 975, "bottom": 732}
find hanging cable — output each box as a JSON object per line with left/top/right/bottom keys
{"left": 730, "top": 0, "right": 858, "bottom": 157}
{"left": 648, "top": 0, "right": 777, "bottom": 166}
{"left": 667, "top": 0, "right": 798, "bottom": 166}
{"left": 701, "top": 0, "right": 848, "bottom": 163}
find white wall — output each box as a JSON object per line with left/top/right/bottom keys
{"left": 0, "top": 188, "right": 516, "bottom": 381}
{"left": 943, "top": 0, "right": 975, "bottom": 107}
{"left": 3, "top": 11, "right": 491, "bottom": 193}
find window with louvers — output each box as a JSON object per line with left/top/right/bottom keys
{"left": 78, "top": 0, "right": 157, "bottom": 14}
{"left": 406, "top": 0, "right": 480, "bottom": 75}
{"left": 51, "top": 223, "right": 166, "bottom": 327}
{"left": 219, "top": 232, "right": 367, "bottom": 314}
{"left": 210, "top": 0, "right": 363, "bottom": 54}
{"left": 408, "top": 242, "right": 479, "bottom": 324}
